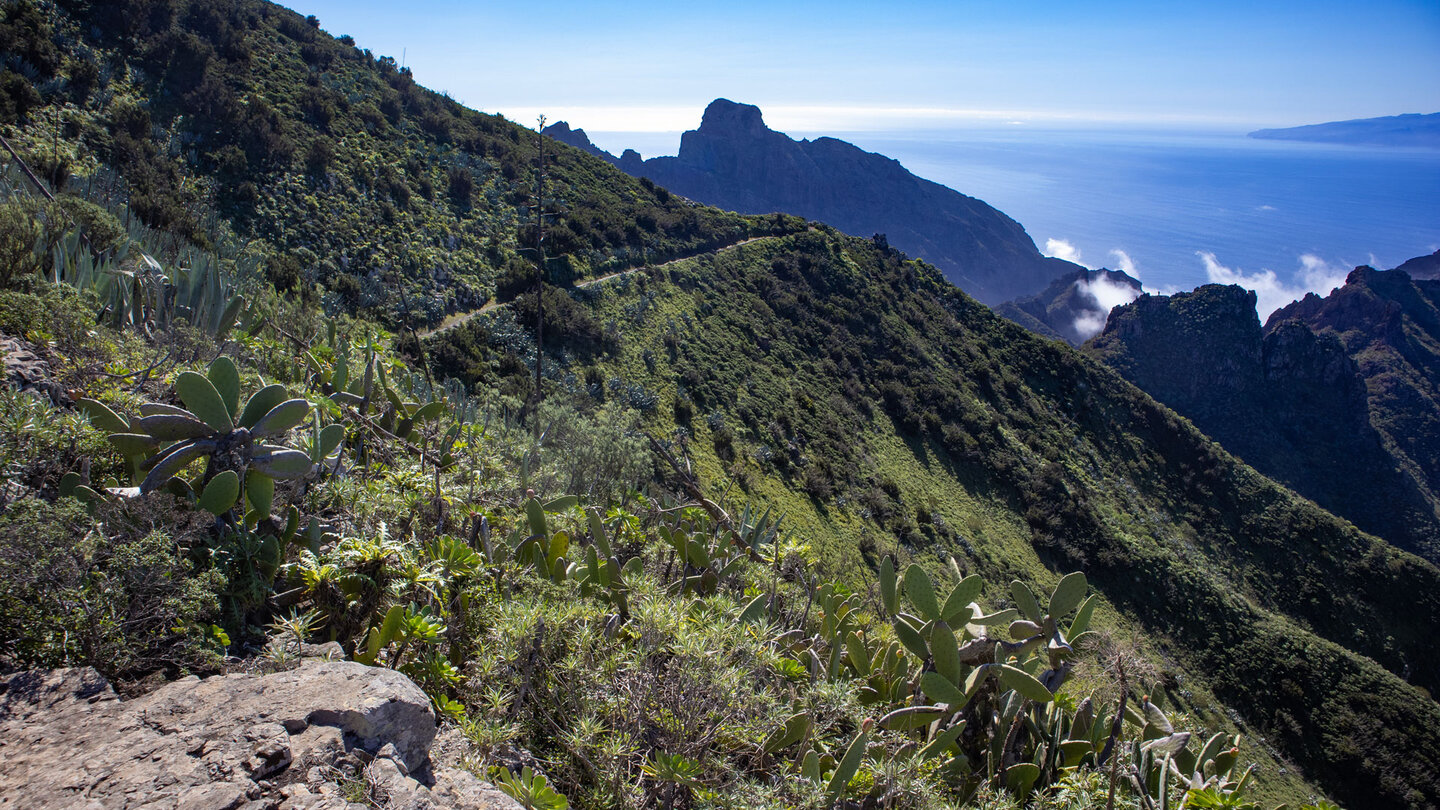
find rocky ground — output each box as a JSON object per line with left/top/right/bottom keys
{"left": 0, "top": 652, "right": 520, "bottom": 810}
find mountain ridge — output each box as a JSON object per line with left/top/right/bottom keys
{"left": 1086, "top": 267, "right": 1440, "bottom": 563}
{"left": 546, "top": 100, "right": 1077, "bottom": 304}
{"left": 995, "top": 267, "right": 1143, "bottom": 344}
{"left": 2, "top": 1, "right": 1438, "bottom": 806}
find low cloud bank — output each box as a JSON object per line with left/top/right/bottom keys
{"left": 1044, "top": 238, "right": 1085, "bottom": 266}
{"left": 1072, "top": 272, "right": 1142, "bottom": 340}
{"left": 1108, "top": 249, "right": 1138, "bottom": 277}
{"left": 1199, "top": 252, "right": 1349, "bottom": 318}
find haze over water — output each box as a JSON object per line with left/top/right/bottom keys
{"left": 588, "top": 127, "right": 1440, "bottom": 312}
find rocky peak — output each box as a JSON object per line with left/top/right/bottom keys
{"left": 1089, "top": 284, "right": 1265, "bottom": 422}
{"left": 541, "top": 120, "right": 612, "bottom": 162}
{"left": 595, "top": 98, "right": 1069, "bottom": 303}
{"left": 1267, "top": 267, "right": 1410, "bottom": 344}
{"left": 697, "top": 98, "right": 768, "bottom": 137}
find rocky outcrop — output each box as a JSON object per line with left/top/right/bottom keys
{"left": 1393, "top": 249, "right": 1440, "bottom": 280}
{"left": 996, "top": 267, "right": 1143, "bottom": 344}
{"left": 545, "top": 99, "right": 1076, "bottom": 304}
{"left": 1088, "top": 279, "right": 1440, "bottom": 562}
{"left": 539, "top": 122, "right": 612, "bottom": 163}
{"left": 2, "top": 335, "right": 69, "bottom": 406}
{"left": 0, "top": 661, "right": 521, "bottom": 810}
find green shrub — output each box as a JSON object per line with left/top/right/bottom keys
{"left": 0, "top": 197, "right": 47, "bottom": 288}
{"left": 55, "top": 195, "right": 128, "bottom": 257}
{"left": 0, "top": 497, "right": 225, "bottom": 678}
{"left": 531, "top": 398, "right": 649, "bottom": 503}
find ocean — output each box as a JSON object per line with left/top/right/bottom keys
{"left": 588, "top": 128, "right": 1440, "bottom": 313}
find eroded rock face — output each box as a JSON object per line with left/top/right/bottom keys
{"left": 1087, "top": 279, "right": 1440, "bottom": 563}
{"left": 0, "top": 662, "right": 520, "bottom": 810}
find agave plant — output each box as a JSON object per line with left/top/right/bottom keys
{"left": 82, "top": 357, "right": 322, "bottom": 514}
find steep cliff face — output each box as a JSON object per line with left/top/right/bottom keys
{"left": 1269, "top": 266, "right": 1440, "bottom": 540}
{"left": 1088, "top": 279, "right": 1440, "bottom": 562}
{"left": 996, "top": 267, "right": 1143, "bottom": 344}
{"left": 546, "top": 100, "right": 1073, "bottom": 303}
{"left": 1088, "top": 285, "right": 1268, "bottom": 422}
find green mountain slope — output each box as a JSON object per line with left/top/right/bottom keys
{"left": 430, "top": 233, "right": 1440, "bottom": 809}
{"left": 4, "top": 0, "right": 774, "bottom": 324}
{"left": 4, "top": 1, "right": 1439, "bottom": 807}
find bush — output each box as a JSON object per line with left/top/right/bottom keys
{"left": 0, "top": 197, "right": 47, "bottom": 288}
{"left": 446, "top": 165, "right": 473, "bottom": 207}
{"left": 55, "top": 196, "right": 128, "bottom": 257}
{"left": 305, "top": 137, "right": 334, "bottom": 176}
{"left": 0, "top": 498, "right": 225, "bottom": 678}
{"left": 532, "top": 399, "right": 649, "bottom": 503}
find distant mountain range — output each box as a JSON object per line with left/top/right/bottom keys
{"left": 1249, "top": 113, "right": 1440, "bottom": 148}
{"left": 545, "top": 101, "right": 1076, "bottom": 304}
{"left": 1085, "top": 258, "right": 1440, "bottom": 563}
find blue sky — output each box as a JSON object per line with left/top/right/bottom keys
{"left": 282, "top": 0, "right": 1440, "bottom": 135}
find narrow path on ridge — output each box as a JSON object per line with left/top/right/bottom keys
{"left": 417, "top": 235, "right": 773, "bottom": 339}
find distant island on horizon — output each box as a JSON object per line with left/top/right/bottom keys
{"left": 1249, "top": 112, "right": 1440, "bottom": 148}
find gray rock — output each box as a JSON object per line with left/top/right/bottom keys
{"left": 1, "top": 335, "right": 68, "bottom": 406}
{"left": 0, "top": 663, "right": 521, "bottom": 810}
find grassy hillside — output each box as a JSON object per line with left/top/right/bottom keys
{"left": 3, "top": 1, "right": 1438, "bottom": 807}
{"left": 430, "top": 232, "right": 1440, "bottom": 808}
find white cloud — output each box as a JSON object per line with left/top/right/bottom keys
{"left": 1044, "top": 238, "right": 1086, "bottom": 267}
{"left": 1108, "top": 248, "right": 1138, "bottom": 277}
{"left": 1072, "top": 273, "right": 1142, "bottom": 340}
{"left": 1199, "top": 251, "right": 1349, "bottom": 319}
{"left": 1297, "top": 254, "right": 1350, "bottom": 293}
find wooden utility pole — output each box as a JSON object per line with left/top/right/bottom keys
{"left": 531, "top": 116, "right": 547, "bottom": 439}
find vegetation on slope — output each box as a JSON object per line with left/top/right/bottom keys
{"left": 2, "top": 1, "right": 1437, "bottom": 807}
{"left": 4, "top": 215, "right": 1295, "bottom": 810}
{"left": 429, "top": 231, "right": 1440, "bottom": 809}
{"left": 3, "top": 0, "right": 779, "bottom": 325}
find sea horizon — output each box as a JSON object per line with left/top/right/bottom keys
{"left": 578, "top": 125, "right": 1440, "bottom": 314}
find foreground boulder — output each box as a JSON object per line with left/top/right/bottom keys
{"left": 0, "top": 661, "right": 520, "bottom": 810}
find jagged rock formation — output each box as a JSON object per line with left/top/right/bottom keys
{"left": 0, "top": 659, "right": 520, "bottom": 810}
{"left": 545, "top": 100, "right": 1075, "bottom": 303}
{"left": 537, "top": 122, "right": 613, "bottom": 163}
{"left": 995, "top": 267, "right": 1143, "bottom": 344}
{"left": 1088, "top": 279, "right": 1440, "bottom": 562}
{"left": 1268, "top": 264, "right": 1440, "bottom": 546}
